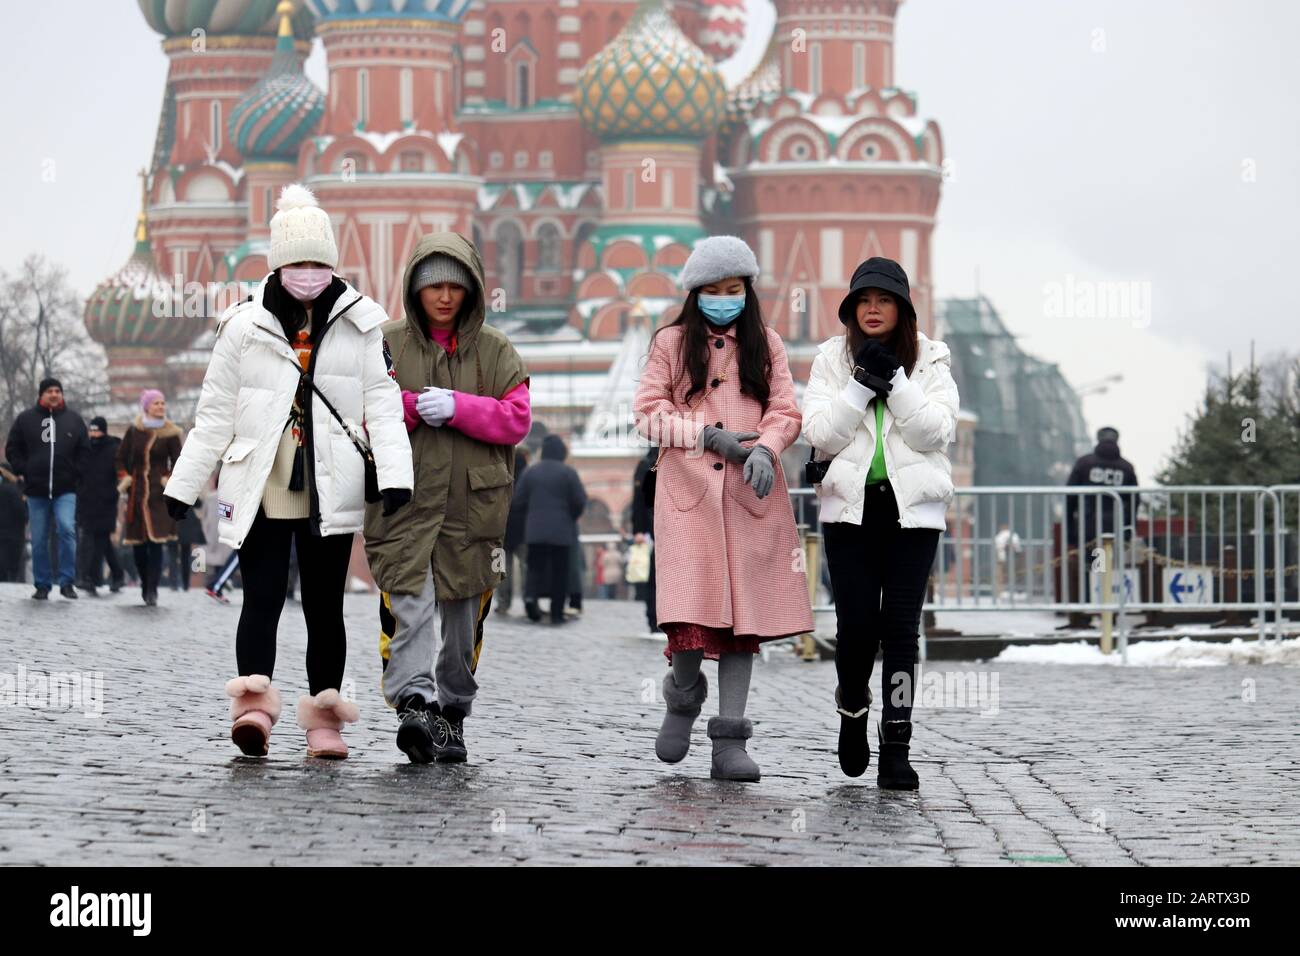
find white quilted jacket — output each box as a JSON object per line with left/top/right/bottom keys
{"left": 801, "top": 331, "right": 959, "bottom": 530}
{"left": 165, "top": 277, "right": 413, "bottom": 549}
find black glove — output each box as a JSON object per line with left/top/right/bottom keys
{"left": 164, "top": 494, "right": 191, "bottom": 521}
{"left": 852, "top": 339, "right": 900, "bottom": 398}
{"left": 381, "top": 488, "right": 411, "bottom": 517}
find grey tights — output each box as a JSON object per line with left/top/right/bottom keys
{"left": 671, "top": 649, "right": 752, "bottom": 717}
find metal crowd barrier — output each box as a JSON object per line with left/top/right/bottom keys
{"left": 788, "top": 484, "right": 1292, "bottom": 664}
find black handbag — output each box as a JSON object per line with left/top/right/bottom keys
{"left": 642, "top": 448, "right": 663, "bottom": 509}
{"left": 804, "top": 445, "right": 830, "bottom": 485}
{"left": 303, "top": 374, "right": 383, "bottom": 504}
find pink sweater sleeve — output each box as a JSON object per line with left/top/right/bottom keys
{"left": 446, "top": 380, "right": 532, "bottom": 445}
{"left": 401, "top": 390, "right": 421, "bottom": 432}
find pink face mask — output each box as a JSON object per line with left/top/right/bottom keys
{"left": 280, "top": 267, "right": 333, "bottom": 302}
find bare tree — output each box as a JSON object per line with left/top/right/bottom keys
{"left": 0, "top": 255, "right": 108, "bottom": 429}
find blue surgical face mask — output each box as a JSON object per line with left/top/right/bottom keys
{"left": 697, "top": 293, "right": 746, "bottom": 326}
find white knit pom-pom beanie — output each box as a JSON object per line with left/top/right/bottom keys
{"left": 267, "top": 183, "right": 338, "bottom": 270}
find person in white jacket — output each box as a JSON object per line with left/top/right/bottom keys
{"left": 801, "top": 256, "right": 959, "bottom": 790}
{"left": 163, "top": 184, "right": 414, "bottom": 761}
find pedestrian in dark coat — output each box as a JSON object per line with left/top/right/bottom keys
{"left": 1063, "top": 426, "right": 1139, "bottom": 627}
{"left": 631, "top": 446, "right": 658, "bottom": 632}
{"left": 116, "top": 390, "right": 184, "bottom": 606}
{"left": 513, "top": 434, "right": 587, "bottom": 624}
{"left": 0, "top": 461, "right": 26, "bottom": 582}
{"left": 3, "top": 377, "right": 88, "bottom": 598}
{"left": 172, "top": 498, "right": 206, "bottom": 591}
{"left": 499, "top": 446, "right": 530, "bottom": 615}
{"left": 76, "top": 417, "right": 124, "bottom": 593}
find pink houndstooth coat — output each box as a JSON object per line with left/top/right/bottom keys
{"left": 633, "top": 322, "right": 815, "bottom": 639}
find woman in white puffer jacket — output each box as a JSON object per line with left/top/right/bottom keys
{"left": 801, "top": 256, "right": 959, "bottom": 791}
{"left": 163, "top": 184, "right": 413, "bottom": 762}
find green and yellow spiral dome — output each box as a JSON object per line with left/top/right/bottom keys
{"left": 576, "top": 2, "right": 727, "bottom": 141}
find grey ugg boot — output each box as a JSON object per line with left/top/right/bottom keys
{"left": 655, "top": 670, "right": 708, "bottom": 763}
{"left": 708, "top": 716, "right": 760, "bottom": 781}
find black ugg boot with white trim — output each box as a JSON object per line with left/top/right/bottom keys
{"left": 877, "top": 720, "right": 920, "bottom": 790}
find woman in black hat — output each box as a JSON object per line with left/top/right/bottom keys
{"left": 801, "top": 257, "right": 960, "bottom": 789}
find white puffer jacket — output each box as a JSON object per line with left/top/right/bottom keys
{"left": 801, "top": 331, "right": 959, "bottom": 530}
{"left": 165, "top": 277, "right": 414, "bottom": 550}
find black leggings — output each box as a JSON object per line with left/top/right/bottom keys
{"left": 822, "top": 481, "right": 940, "bottom": 722}
{"left": 235, "top": 508, "right": 354, "bottom": 695}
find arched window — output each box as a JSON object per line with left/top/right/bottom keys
{"left": 853, "top": 43, "right": 865, "bottom": 89}
{"left": 495, "top": 221, "right": 525, "bottom": 302}
{"left": 809, "top": 43, "right": 821, "bottom": 96}
{"left": 537, "top": 223, "right": 562, "bottom": 272}
{"left": 516, "top": 62, "right": 531, "bottom": 109}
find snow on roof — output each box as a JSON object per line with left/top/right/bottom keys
{"left": 894, "top": 115, "right": 929, "bottom": 138}
{"left": 731, "top": 159, "right": 941, "bottom": 173}
{"left": 210, "top": 160, "right": 245, "bottom": 184}
{"left": 354, "top": 128, "right": 421, "bottom": 153}
{"left": 436, "top": 130, "right": 464, "bottom": 160}
{"left": 551, "top": 182, "right": 594, "bottom": 210}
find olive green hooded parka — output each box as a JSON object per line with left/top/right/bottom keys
{"left": 363, "top": 233, "right": 528, "bottom": 598}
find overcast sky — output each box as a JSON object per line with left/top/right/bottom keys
{"left": 2, "top": 1, "right": 1296, "bottom": 480}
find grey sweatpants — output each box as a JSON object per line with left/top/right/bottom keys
{"left": 380, "top": 564, "right": 487, "bottom": 716}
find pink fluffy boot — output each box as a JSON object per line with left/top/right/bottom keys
{"left": 296, "top": 689, "right": 360, "bottom": 759}
{"left": 226, "top": 675, "right": 282, "bottom": 757}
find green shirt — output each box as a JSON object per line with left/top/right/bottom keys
{"left": 866, "top": 398, "right": 888, "bottom": 485}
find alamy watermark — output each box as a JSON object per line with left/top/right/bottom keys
{"left": 1043, "top": 273, "right": 1152, "bottom": 328}
{"left": 0, "top": 665, "right": 104, "bottom": 718}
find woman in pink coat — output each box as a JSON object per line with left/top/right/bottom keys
{"left": 633, "top": 235, "right": 814, "bottom": 781}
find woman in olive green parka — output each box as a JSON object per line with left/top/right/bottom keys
{"left": 364, "top": 232, "right": 531, "bottom": 764}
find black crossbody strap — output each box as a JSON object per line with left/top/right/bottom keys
{"left": 277, "top": 295, "right": 372, "bottom": 457}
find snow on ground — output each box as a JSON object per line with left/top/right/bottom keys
{"left": 993, "top": 636, "right": 1300, "bottom": 667}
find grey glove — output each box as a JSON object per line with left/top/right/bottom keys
{"left": 742, "top": 445, "right": 775, "bottom": 499}
{"left": 701, "top": 425, "right": 759, "bottom": 464}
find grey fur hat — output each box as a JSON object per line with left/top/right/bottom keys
{"left": 678, "top": 235, "right": 759, "bottom": 291}
{"left": 411, "top": 252, "right": 473, "bottom": 294}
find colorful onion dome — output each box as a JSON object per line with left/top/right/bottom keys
{"left": 576, "top": 1, "right": 727, "bottom": 141}
{"left": 138, "top": 0, "right": 314, "bottom": 39}
{"left": 697, "top": 0, "right": 747, "bottom": 63}
{"left": 718, "top": 31, "right": 781, "bottom": 142}
{"left": 302, "top": 0, "right": 472, "bottom": 24}
{"left": 85, "top": 176, "right": 204, "bottom": 350}
{"left": 229, "top": 2, "right": 324, "bottom": 160}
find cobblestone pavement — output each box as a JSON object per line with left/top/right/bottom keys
{"left": 1, "top": 582, "right": 1295, "bottom": 865}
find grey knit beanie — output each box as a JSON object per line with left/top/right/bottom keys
{"left": 678, "top": 235, "right": 759, "bottom": 291}
{"left": 411, "top": 253, "right": 473, "bottom": 295}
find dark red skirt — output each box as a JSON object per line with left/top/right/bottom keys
{"left": 660, "top": 621, "right": 766, "bottom": 662}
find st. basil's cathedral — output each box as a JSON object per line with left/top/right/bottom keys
{"left": 85, "top": 0, "right": 957, "bottom": 530}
